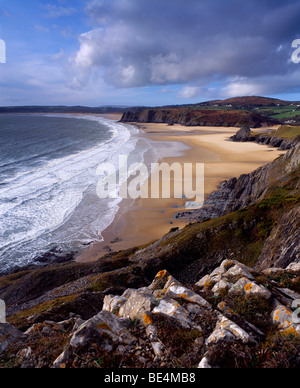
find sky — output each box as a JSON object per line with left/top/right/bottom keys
{"left": 0, "top": 0, "right": 300, "bottom": 107}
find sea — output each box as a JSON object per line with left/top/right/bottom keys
{"left": 0, "top": 114, "right": 188, "bottom": 273}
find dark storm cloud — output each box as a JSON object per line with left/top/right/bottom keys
{"left": 70, "top": 0, "right": 300, "bottom": 96}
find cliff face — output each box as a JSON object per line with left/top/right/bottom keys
{"left": 255, "top": 206, "right": 300, "bottom": 270}
{"left": 176, "top": 143, "right": 300, "bottom": 272}
{"left": 178, "top": 143, "right": 300, "bottom": 221}
{"left": 121, "top": 108, "right": 278, "bottom": 128}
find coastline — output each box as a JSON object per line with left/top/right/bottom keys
{"left": 77, "top": 120, "right": 285, "bottom": 263}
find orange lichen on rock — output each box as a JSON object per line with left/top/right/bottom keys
{"left": 203, "top": 281, "right": 212, "bottom": 291}
{"left": 97, "top": 322, "right": 112, "bottom": 331}
{"left": 245, "top": 283, "right": 253, "bottom": 292}
{"left": 143, "top": 313, "right": 153, "bottom": 326}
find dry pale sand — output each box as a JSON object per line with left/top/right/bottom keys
{"left": 77, "top": 122, "right": 285, "bottom": 263}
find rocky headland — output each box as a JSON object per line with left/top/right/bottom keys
{"left": 230, "top": 125, "right": 298, "bottom": 150}
{"left": 121, "top": 108, "right": 278, "bottom": 128}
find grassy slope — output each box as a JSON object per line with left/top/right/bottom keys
{"left": 133, "top": 180, "right": 300, "bottom": 283}
{"left": 274, "top": 125, "right": 300, "bottom": 139}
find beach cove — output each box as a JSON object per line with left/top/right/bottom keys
{"left": 78, "top": 117, "right": 285, "bottom": 263}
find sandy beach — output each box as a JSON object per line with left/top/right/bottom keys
{"left": 77, "top": 120, "right": 285, "bottom": 262}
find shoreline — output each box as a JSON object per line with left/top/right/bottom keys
{"left": 77, "top": 121, "right": 285, "bottom": 263}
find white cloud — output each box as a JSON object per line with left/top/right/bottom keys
{"left": 221, "top": 77, "right": 266, "bottom": 97}
{"left": 4, "top": 0, "right": 300, "bottom": 105}
{"left": 219, "top": 71, "right": 300, "bottom": 98}
{"left": 66, "top": 0, "right": 299, "bottom": 98}
{"left": 42, "top": 4, "right": 77, "bottom": 19}
{"left": 35, "top": 25, "right": 50, "bottom": 33}
{"left": 177, "top": 86, "right": 201, "bottom": 99}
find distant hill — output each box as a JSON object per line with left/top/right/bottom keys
{"left": 0, "top": 106, "right": 126, "bottom": 114}
{"left": 200, "top": 96, "right": 296, "bottom": 107}
{"left": 121, "top": 96, "right": 300, "bottom": 127}
{"left": 2, "top": 97, "right": 300, "bottom": 126}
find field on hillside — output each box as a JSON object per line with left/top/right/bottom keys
{"left": 166, "top": 103, "right": 300, "bottom": 123}
{"left": 272, "top": 125, "right": 300, "bottom": 139}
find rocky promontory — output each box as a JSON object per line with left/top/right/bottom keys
{"left": 121, "top": 108, "right": 278, "bottom": 128}
{"left": 231, "top": 125, "right": 297, "bottom": 150}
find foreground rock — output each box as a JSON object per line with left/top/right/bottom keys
{"left": 0, "top": 324, "right": 25, "bottom": 355}
{"left": 52, "top": 261, "right": 300, "bottom": 368}
{"left": 1, "top": 259, "right": 299, "bottom": 368}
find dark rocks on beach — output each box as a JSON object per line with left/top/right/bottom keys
{"left": 110, "top": 238, "right": 122, "bottom": 244}
{"left": 175, "top": 211, "right": 193, "bottom": 219}
{"left": 230, "top": 126, "right": 252, "bottom": 142}
{"left": 34, "top": 247, "right": 76, "bottom": 265}
{"left": 0, "top": 248, "right": 78, "bottom": 277}
{"left": 81, "top": 241, "right": 94, "bottom": 247}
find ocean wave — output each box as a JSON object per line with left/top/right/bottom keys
{"left": 0, "top": 114, "right": 188, "bottom": 272}
{"left": 0, "top": 115, "right": 140, "bottom": 271}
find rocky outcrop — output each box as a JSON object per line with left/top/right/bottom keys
{"left": 230, "top": 126, "right": 252, "bottom": 142}
{"left": 52, "top": 261, "right": 300, "bottom": 368}
{"left": 253, "top": 134, "right": 296, "bottom": 150}
{"left": 230, "top": 126, "right": 298, "bottom": 150}
{"left": 0, "top": 324, "right": 25, "bottom": 355}
{"left": 2, "top": 261, "right": 300, "bottom": 368}
{"left": 255, "top": 206, "right": 300, "bottom": 271}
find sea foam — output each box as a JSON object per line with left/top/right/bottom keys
{"left": 0, "top": 115, "right": 143, "bottom": 271}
